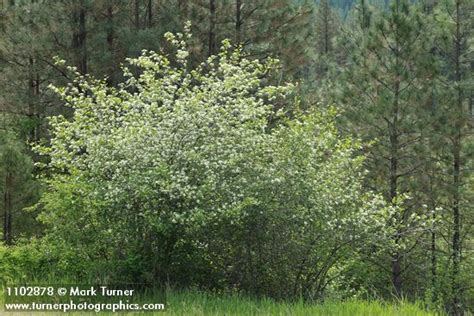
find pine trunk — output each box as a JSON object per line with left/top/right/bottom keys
{"left": 390, "top": 4, "right": 402, "bottom": 294}
{"left": 208, "top": 0, "right": 216, "bottom": 57}
{"left": 389, "top": 86, "right": 402, "bottom": 296}
{"left": 235, "top": 0, "right": 242, "bottom": 44}
{"left": 451, "top": 1, "right": 462, "bottom": 314}
{"left": 431, "top": 201, "right": 437, "bottom": 302}
{"left": 72, "top": 1, "right": 87, "bottom": 74}
{"left": 147, "top": 0, "right": 153, "bottom": 28}
{"left": 134, "top": 0, "right": 140, "bottom": 29}
{"left": 3, "top": 172, "right": 12, "bottom": 245}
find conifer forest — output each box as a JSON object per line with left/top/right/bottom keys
{"left": 0, "top": 0, "right": 472, "bottom": 315}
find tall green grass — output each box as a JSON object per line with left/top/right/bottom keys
{"left": 161, "top": 290, "right": 437, "bottom": 316}
{"left": 1, "top": 286, "right": 439, "bottom": 315}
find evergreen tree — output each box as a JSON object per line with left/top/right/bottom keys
{"left": 430, "top": 0, "right": 473, "bottom": 313}
{"left": 177, "top": 0, "right": 314, "bottom": 77}
{"left": 340, "top": 0, "right": 436, "bottom": 297}
{"left": 0, "top": 117, "right": 40, "bottom": 245}
{"left": 312, "top": 0, "right": 341, "bottom": 79}
{"left": 315, "top": 0, "right": 337, "bottom": 56}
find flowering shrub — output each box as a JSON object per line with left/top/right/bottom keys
{"left": 36, "top": 26, "right": 378, "bottom": 298}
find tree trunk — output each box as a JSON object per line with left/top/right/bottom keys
{"left": 390, "top": 114, "right": 402, "bottom": 296}
{"left": 106, "top": 5, "right": 115, "bottom": 85}
{"left": 451, "top": 1, "right": 462, "bottom": 314}
{"left": 147, "top": 0, "right": 153, "bottom": 28}
{"left": 323, "top": 2, "right": 329, "bottom": 54}
{"left": 72, "top": 1, "right": 87, "bottom": 74}
{"left": 390, "top": 135, "right": 402, "bottom": 296}
{"left": 208, "top": 0, "right": 216, "bottom": 57}
{"left": 431, "top": 198, "right": 437, "bottom": 302}
{"left": 106, "top": 7, "right": 114, "bottom": 48}
{"left": 3, "top": 172, "right": 13, "bottom": 245}
{"left": 134, "top": 0, "right": 140, "bottom": 29}
{"left": 235, "top": 0, "right": 242, "bottom": 44}
{"left": 452, "top": 139, "right": 461, "bottom": 314}
{"left": 391, "top": 256, "right": 402, "bottom": 296}
{"left": 28, "top": 57, "right": 40, "bottom": 141}
{"left": 390, "top": 5, "right": 402, "bottom": 293}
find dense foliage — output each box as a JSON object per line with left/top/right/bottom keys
{"left": 31, "top": 31, "right": 382, "bottom": 300}
{"left": 0, "top": 0, "right": 472, "bottom": 314}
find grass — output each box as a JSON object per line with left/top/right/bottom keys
{"left": 0, "top": 287, "right": 438, "bottom": 315}
{"left": 160, "top": 290, "right": 436, "bottom": 316}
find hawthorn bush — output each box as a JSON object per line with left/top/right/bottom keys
{"left": 36, "top": 27, "right": 380, "bottom": 299}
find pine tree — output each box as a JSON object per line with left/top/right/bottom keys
{"left": 340, "top": 0, "right": 436, "bottom": 297}
{"left": 0, "top": 116, "right": 39, "bottom": 245}
{"left": 431, "top": 0, "right": 473, "bottom": 313}
{"left": 312, "top": 0, "right": 341, "bottom": 79}
{"left": 0, "top": 1, "right": 57, "bottom": 142}
{"left": 176, "top": 0, "right": 314, "bottom": 78}
{"left": 315, "top": 0, "right": 337, "bottom": 56}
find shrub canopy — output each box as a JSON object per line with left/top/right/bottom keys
{"left": 36, "top": 28, "right": 376, "bottom": 298}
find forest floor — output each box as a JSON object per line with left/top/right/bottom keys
{"left": 0, "top": 288, "right": 438, "bottom": 315}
